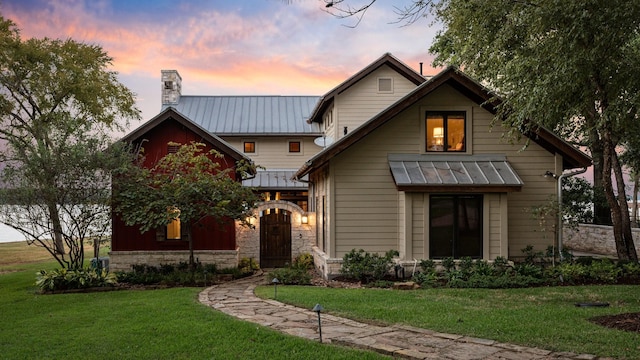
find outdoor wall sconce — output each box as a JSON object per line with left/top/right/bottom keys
{"left": 312, "top": 303, "right": 324, "bottom": 342}
{"left": 301, "top": 214, "right": 308, "bottom": 225}
{"left": 272, "top": 278, "right": 280, "bottom": 299}
{"left": 544, "top": 171, "right": 558, "bottom": 179}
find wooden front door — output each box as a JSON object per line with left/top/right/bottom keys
{"left": 260, "top": 209, "right": 291, "bottom": 268}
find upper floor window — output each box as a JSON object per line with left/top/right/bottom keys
{"left": 243, "top": 141, "right": 256, "bottom": 153}
{"left": 426, "top": 111, "right": 466, "bottom": 152}
{"left": 288, "top": 140, "right": 301, "bottom": 153}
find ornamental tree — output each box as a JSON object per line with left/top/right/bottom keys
{"left": 113, "top": 141, "right": 261, "bottom": 269}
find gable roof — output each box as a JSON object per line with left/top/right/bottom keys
{"left": 306, "top": 52, "right": 427, "bottom": 124}
{"left": 119, "top": 107, "right": 251, "bottom": 163}
{"left": 294, "top": 67, "right": 591, "bottom": 179}
{"left": 162, "top": 95, "right": 322, "bottom": 136}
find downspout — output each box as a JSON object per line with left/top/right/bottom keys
{"left": 557, "top": 167, "right": 588, "bottom": 260}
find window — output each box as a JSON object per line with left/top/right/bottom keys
{"left": 166, "top": 207, "right": 181, "bottom": 240}
{"left": 378, "top": 77, "right": 393, "bottom": 93}
{"left": 430, "top": 195, "right": 482, "bottom": 259}
{"left": 243, "top": 141, "right": 256, "bottom": 153}
{"left": 426, "top": 112, "right": 466, "bottom": 152}
{"left": 288, "top": 141, "right": 301, "bottom": 153}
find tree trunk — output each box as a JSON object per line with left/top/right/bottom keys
{"left": 590, "top": 129, "right": 612, "bottom": 225}
{"left": 602, "top": 133, "right": 638, "bottom": 261}
{"left": 611, "top": 150, "right": 638, "bottom": 260}
{"left": 186, "top": 222, "right": 195, "bottom": 269}
{"left": 47, "top": 202, "right": 65, "bottom": 256}
{"left": 633, "top": 174, "right": 639, "bottom": 228}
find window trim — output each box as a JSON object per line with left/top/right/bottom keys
{"left": 242, "top": 140, "right": 257, "bottom": 154}
{"left": 421, "top": 106, "right": 471, "bottom": 154}
{"left": 287, "top": 139, "right": 303, "bottom": 155}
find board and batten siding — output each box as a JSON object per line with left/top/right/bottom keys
{"left": 223, "top": 136, "right": 322, "bottom": 169}
{"left": 327, "top": 83, "right": 558, "bottom": 260}
{"left": 329, "top": 64, "right": 419, "bottom": 142}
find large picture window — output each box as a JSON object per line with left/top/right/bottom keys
{"left": 426, "top": 112, "right": 466, "bottom": 152}
{"left": 429, "top": 195, "right": 482, "bottom": 259}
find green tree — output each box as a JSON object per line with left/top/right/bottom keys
{"left": 113, "top": 142, "right": 261, "bottom": 269}
{"left": 429, "top": 0, "right": 640, "bottom": 260}
{"left": 0, "top": 16, "right": 140, "bottom": 269}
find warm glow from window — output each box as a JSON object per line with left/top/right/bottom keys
{"left": 426, "top": 112, "right": 466, "bottom": 152}
{"left": 244, "top": 141, "right": 256, "bottom": 153}
{"left": 289, "top": 141, "right": 301, "bottom": 153}
{"left": 167, "top": 207, "right": 181, "bottom": 240}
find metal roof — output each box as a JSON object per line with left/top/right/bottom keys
{"left": 243, "top": 169, "right": 308, "bottom": 190}
{"left": 163, "top": 96, "right": 322, "bottom": 136}
{"left": 388, "top": 154, "right": 523, "bottom": 192}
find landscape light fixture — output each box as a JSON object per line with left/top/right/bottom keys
{"left": 312, "top": 303, "right": 324, "bottom": 342}
{"left": 272, "top": 278, "right": 280, "bottom": 299}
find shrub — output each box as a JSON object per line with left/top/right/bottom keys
{"left": 269, "top": 267, "right": 311, "bottom": 285}
{"left": 587, "top": 259, "right": 621, "bottom": 284}
{"left": 341, "top": 249, "right": 399, "bottom": 283}
{"left": 36, "top": 268, "right": 117, "bottom": 292}
{"left": 412, "top": 271, "right": 441, "bottom": 288}
{"left": 238, "top": 257, "right": 259, "bottom": 275}
{"left": 293, "top": 253, "right": 314, "bottom": 270}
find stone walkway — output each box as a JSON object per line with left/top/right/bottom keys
{"left": 198, "top": 274, "right": 609, "bottom": 360}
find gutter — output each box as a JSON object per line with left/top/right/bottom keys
{"left": 557, "top": 167, "right": 588, "bottom": 260}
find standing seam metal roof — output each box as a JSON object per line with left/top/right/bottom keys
{"left": 388, "top": 154, "right": 523, "bottom": 189}
{"left": 162, "top": 96, "right": 322, "bottom": 135}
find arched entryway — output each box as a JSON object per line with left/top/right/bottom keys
{"left": 260, "top": 209, "right": 292, "bottom": 267}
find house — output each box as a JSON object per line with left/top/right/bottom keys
{"left": 294, "top": 66, "right": 591, "bottom": 278}
{"left": 110, "top": 53, "right": 426, "bottom": 271}
{"left": 110, "top": 53, "right": 591, "bottom": 277}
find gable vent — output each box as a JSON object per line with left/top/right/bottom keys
{"left": 378, "top": 77, "right": 393, "bottom": 93}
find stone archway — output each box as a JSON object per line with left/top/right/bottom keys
{"left": 236, "top": 200, "right": 315, "bottom": 268}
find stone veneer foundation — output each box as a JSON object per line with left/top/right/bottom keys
{"left": 108, "top": 250, "right": 239, "bottom": 272}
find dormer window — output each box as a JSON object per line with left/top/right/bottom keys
{"left": 426, "top": 112, "right": 466, "bottom": 152}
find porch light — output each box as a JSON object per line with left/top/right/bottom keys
{"left": 312, "top": 303, "right": 324, "bottom": 342}
{"left": 301, "top": 214, "right": 309, "bottom": 225}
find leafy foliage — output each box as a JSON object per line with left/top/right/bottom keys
{"left": 340, "top": 249, "right": 399, "bottom": 283}
{"left": 268, "top": 253, "right": 315, "bottom": 285}
{"left": 0, "top": 17, "right": 140, "bottom": 269}
{"left": 36, "top": 268, "right": 118, "bottom": 291}
{"left": 113, "top": 141, "right": 261, "bottom": 268}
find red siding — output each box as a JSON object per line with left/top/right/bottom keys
{"left": 112, "top": 117, "right": 238, "bottom": 252}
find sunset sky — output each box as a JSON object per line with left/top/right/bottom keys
{"left": 1, "top": 0, "right": 442, "bottom": 133}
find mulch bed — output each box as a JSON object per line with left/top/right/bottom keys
{"left": 590, "top": 312, "right": 640, "bottom": 333}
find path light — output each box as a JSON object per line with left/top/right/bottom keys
{"left": 312, "top": 303, "right": 324, "bottom": 343}
{"left": 272, "top": 278, "right": 280, "bottom": 299}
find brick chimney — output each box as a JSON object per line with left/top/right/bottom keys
{"left": 161, "top": 70, "right": 182, "bottom": 105}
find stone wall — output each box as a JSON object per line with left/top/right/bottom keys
{"left": 563, "top": 224, "right": 640, "bottom": 257}
{"left": 108, "top": 250, "right": 239, "bottom": 272}
{"left": 312, "top": 246, "right": 343, "bottom": 279}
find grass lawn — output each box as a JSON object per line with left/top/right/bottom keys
{"left": 254, "top": 283, "right": 640, "bottom": 359}
{"left": 0, "top": 242, "right": 386, "bottom": 360}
